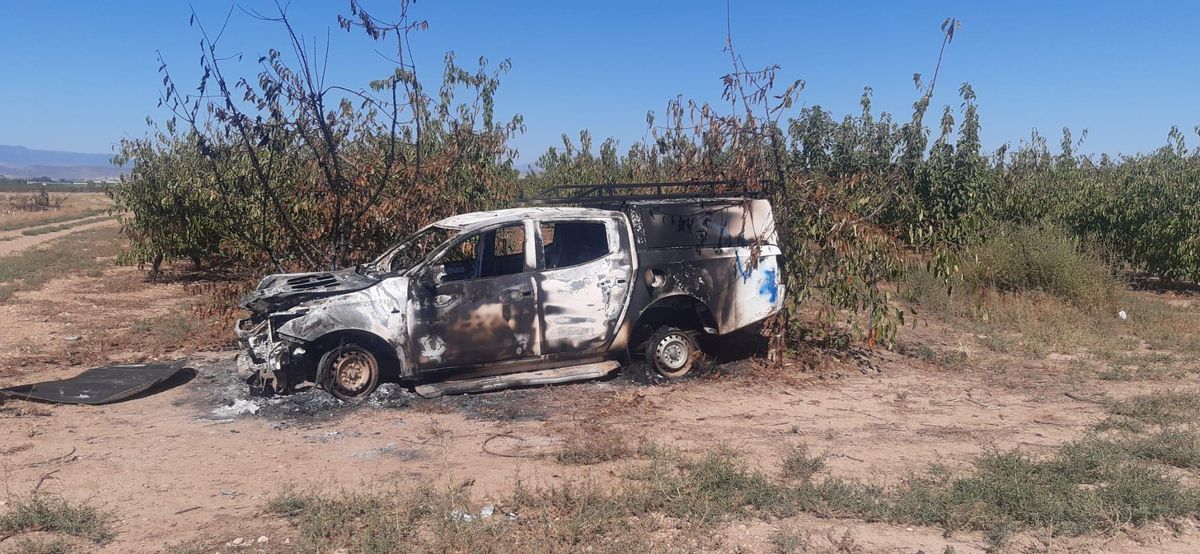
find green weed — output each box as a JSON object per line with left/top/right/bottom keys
{"left": 972, "top": 224, "right": 1117, "bottom": 308}
{"left": 268, "top": 438, "right": 1200, "bottom": 552}
{"left": 1107, "top": 391, "right": 1200, "bottom": 426}
{"left": 1120, "top": 428, "right": 1200, "bottom": 468}
{"left": 0, "top": 496, "right": 114, "bottom": 544}
{"left": 780, "top": 444, "right": 826, "bottom": 481}
{"left": 790, "top": 437, "right": 1197, "bottom": 542}
{"left": 628, "top": 447, "right": 793, "bottom": 522}
{"left": 9, "top": 537, "right": 74, "bottom": 554}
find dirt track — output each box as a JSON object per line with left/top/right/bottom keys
{"left": 0, "top": 217, "right": 119, "bottom": 257}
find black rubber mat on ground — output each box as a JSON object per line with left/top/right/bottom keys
{"left": 0, "top": 359, "right": 188, "bottom": 405}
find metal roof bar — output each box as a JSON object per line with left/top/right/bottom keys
{"left": 522, "top": 180, "right": 763, "bottom": 206}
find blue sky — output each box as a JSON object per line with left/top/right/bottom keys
{"left": 1, "top": 1, "right": 1197, "bottom": 162}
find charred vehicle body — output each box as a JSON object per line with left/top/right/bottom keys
{"left": 236, "top": 181, "right": 785, "bottom": 398}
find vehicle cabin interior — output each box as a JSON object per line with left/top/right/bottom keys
{"left": 436, "top": 220, "right": 611, "bottom": 282}
{"left": 541, "top": 221, "right": 609, "bottom": 269}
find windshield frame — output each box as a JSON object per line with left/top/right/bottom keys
{"left": 372, "top": 224, "right": 464, "bottom": 275}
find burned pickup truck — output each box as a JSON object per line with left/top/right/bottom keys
{"left": 236, "top": 182, "right": 784, "bottom": 398}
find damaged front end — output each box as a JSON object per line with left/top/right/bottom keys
{"left": 241, "top": 269, "right": 380, "bottom": 314}
{"left": 235, "top": 269, "right": 381, "bottom": 395}
{"left": 235, "top": 312, "right": 311, "bottom": 395}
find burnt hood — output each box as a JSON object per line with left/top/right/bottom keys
{"left": 240, "top": 268, "right": 380, "bottom": 315}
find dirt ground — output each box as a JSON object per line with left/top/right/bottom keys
{"left": 2, "top": 223, "right": 1200, "bottom": 553}
{"left": 0, "top": 218, "right": 118, "bottom": 257}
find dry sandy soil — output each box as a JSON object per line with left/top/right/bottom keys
{"left": 1, "top": 220, "right": 1200, "bottom": 553}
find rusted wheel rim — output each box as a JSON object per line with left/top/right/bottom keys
{"left": 332, "top": 348, "right": 376, "bottom": 395}
{"left": 654, "top": 334, "right": 691, "bottom": 374}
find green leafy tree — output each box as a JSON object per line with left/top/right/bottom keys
{"left": 113, "top": 0, "right": 522, "bottom": 273}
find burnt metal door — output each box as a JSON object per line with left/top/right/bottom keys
{"left": 535, "top": 217, "right": 635, "bottom": 356}
{"left": 410, "top": 222, "right": 539, "bottom": 371}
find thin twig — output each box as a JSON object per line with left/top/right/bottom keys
{"left": 32, "top": 469, "right": 60, "bottom": 494}
{"left": 30, "top": 446, "right": 76, "bottom": 467}
{"left": 964, "top": 397, "right": 989, "bottom": 408}
{"left": 481, "top": 433, "right": 539, "bottom": 459}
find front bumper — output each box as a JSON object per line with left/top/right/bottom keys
{"left": 236, "top": 317, "right": 304, "bottom": 394}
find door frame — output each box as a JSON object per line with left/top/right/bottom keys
{"left": 531, "top": 215, "right": 637, "bottom": 358}
{"left": 407, "top": 219, "right": 541, "bottom": 373}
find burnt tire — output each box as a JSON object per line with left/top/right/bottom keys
{"left": 318, "top": 343, "right": 380, "bottom": 400}
{"left": 645, "top": 326, "right": 701, "bottom": 380}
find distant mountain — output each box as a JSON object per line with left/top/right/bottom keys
{"left": 0, "top": 145, "right": 120, "bottom": 180}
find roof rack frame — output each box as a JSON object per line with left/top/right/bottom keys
{"left": 521, "top": 180, "right": 764, "bottom": 206}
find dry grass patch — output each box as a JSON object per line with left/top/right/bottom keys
{"left": 0, "top": 193, "right": 111, "bottom": 232}
{"left": 780, "top": 443, "right": 826, "bottom": 481}
{"left": 266, "top": 438, "right": 1200, "bottom": 554}
{"left": 904, "top": 225, "right": 1200, "bottom": 375}
{"left": 898, "top": 342, "right": 970, "bottom": 368}
{"left": 771, "top": 528, "right": 864, "bottom": 554}
{"left": 20, "top": 215, "right": 112, "bottom": 236}
{"left": 1095, "top": 391, "right": 1200, "bottom": 468}
{"left": 626, "top": 447, "right": 795, "bottom": 523}
{"left": 973, "top": 225, "right": 1118, "bottom": 306}
{"left": 268, "top": 446, "right": 796, "bottom": 552}
{"left": 1106, "top": 390, "right": 1200, "bottom": 426}
{"left": 129, "top": 309, "right": 200, "bottom": 349}
{"left": 556, "top": 426, "right": 634, "bottom": 465}
{"left": 1094, "top": 350, "right": 1182, "bottom": 380}
{"left": 0, "top": 227, "right": 121, "bottom": 303}
{"left": 268, "top": 442, "right": 1200, "bottom": 553}
{"left": 268, "top": 482, "right": 663, "bottom": 554}
{"left": 794, "top": 443, "right": 1198, "bottom": 546}
{"left": 907, "top": 255, "right": 1200, "bottom": 372}
{"left": 5, "top": 536, "right": 75, "bottom": 554}
{"left": 1120, "top": 428, "right": 1200, "bottom": 469}
{"left": 0, "top": 496, "right": 114, "bottom": 544}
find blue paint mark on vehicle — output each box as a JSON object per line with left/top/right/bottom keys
{"left": 734, "top": 250, "right": 753, "bottom": 283}
{"left": 758, "top": 267, "right": 778, "bottom": 303}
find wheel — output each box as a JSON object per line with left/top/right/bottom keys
{"left": 319, "top": 344, "right": 380, "bottom": 400}
{"left": 645, "top": 326, "right": 701, "bottom": 379}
